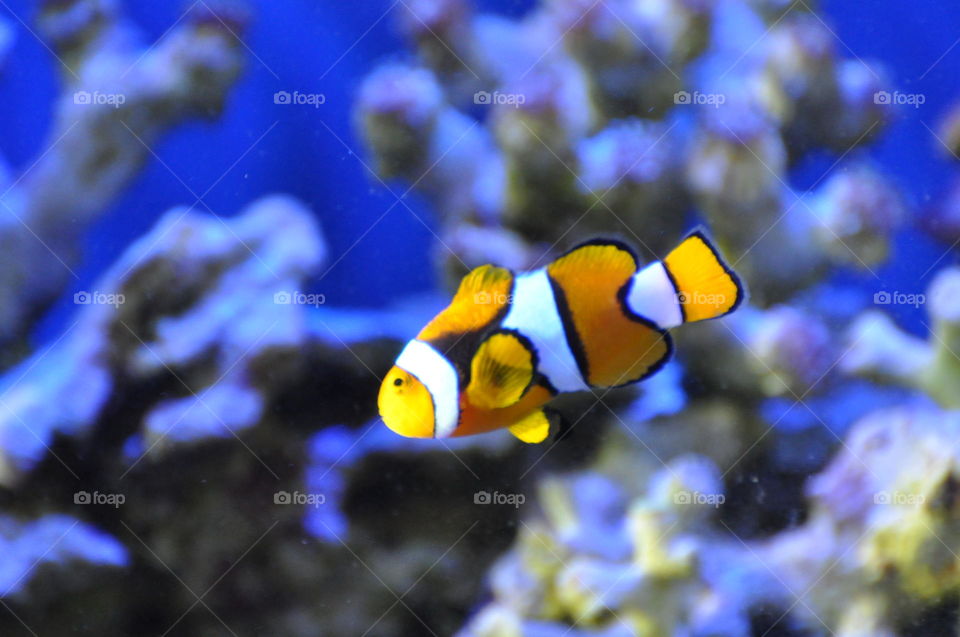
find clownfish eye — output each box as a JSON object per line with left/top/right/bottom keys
{"left": 393, "top": 377, "right": 403, "bottom": 387}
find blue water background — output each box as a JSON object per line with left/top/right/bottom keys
{"left": 0, "top": 0, "right": 954, "bottom": 340}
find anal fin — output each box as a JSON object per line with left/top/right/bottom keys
{"left": 508, "top": 408, "right": 554, "bottom": 444}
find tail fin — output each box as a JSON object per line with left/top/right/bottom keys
{"left": 663, "top": 230, "right": 745, "bottom": 323}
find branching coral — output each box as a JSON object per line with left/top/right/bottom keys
{"left": 350, "top": 1, "right": 960, "bottom": 635}
{"left": 457, "top": 456, "right": 756, "bottom": 637}
{"left": 767, "top": 405, "right": 960, "bottom": 634}
{"left": 0, "top": 195, "right": 328, "bottom": 485}
{"left": 0, "top": 0, "right": 246, "bottom": 361}
{"left": 842, "top": 267, "right": 960, "bottom": 408}
{"left": 0, "top": 0, "right": 954, "bottom": 635}
{"left": 460, "top": 405, "right": 960, "bottom": 637}
{"left": 357, "top": 0, "right": 898, "bottom": 303}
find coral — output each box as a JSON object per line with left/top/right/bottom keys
{"left": 938, "top": 100, "right": 960, "bottom": 161}
{"left": 0, "top": 513, "right": 128, "bottom": 595}
{"left": 0, "top": 188, "right": 561, "bottom": 635}
{"left": 743, "top": 305, "right": 836, "bottom": 397}
{"left": 459, "top": 404, "right": 960, "bottom": 637}
{"left": 0, "top": 0, "right": 246, "bottom": 362}
{"left": 768, "top": 405, "right": 960, "bottom": 633}
{"left": 357, "top": 0, "right": 899, "bottom": 306}
{"left": 0, "top": 0, "right": 955, "bottom": 635}
{"left": 842, "top": 267, "right": 960, "bottom": 408}
{"left": 807, "top": 165, "right": 905, "bottom": 267}
{"left": 924, "top": 173, "right": 960, "bottom": 243}
{"left": 348, "top": 0, "right": 960, "bottom": 635}
{"left": 457, "top": 456, "right": 752, "bottom": 637}
{"left": 0, "top": 195, "right": 326, "bottom": 484}
{"left": 759, "top": 14, "right": 887, "bottom": 155}
{"left": 0, "top": 189, "right": 524, "bottom": 636}
{"left": 349, "top": 1, "right": 960, "bottom": 635}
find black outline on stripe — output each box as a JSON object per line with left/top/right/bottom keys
{"left": 551, "top": 240, "right": 674, "bottom": 389}
{"left": 659, "top": 262, "right": 687, "bottom": 324}
{"left": 536, "top": 375, "right": 560, "bottom": 397}
{"left": 496, "top": 279, "right": 559, "bottom": 396}
{"left": 612, "top": 281, "right": 675, "bottom": 388}
{"left": 546, "top": 273, "right": 592, "bottom": 387}
{"left": 549, "top": 239, "right": 643, "bottom": 388}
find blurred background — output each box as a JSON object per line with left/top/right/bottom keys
{"left": 1, "top": 0, "right": 960, "bottom": 635}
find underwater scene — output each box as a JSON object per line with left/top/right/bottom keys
{"left": 1, "top": 0, "right": 960, "bottom": 635}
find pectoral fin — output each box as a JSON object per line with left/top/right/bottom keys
{"left": 508, "top": 408, "right": 552, "bottom": 443}
{"left": 466, "top": 331, "right": 535, "bottom": 410}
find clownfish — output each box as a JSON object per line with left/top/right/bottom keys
{"left": 378, "top": 230, "right": 744, "bottom": 443}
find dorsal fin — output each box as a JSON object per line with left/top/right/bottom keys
{"left": 457, "top": 264, "right": 513, "bottom": 297}
{"left": 466, "top": 330, "right": 535, "bottom": 410}
{"left": 418, "top": 265, "right": 513, "bottom": 341}
{"left": 552, "top": 239, "right": 639, "bottom": 275}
